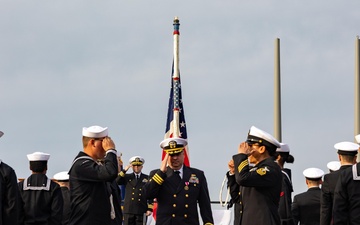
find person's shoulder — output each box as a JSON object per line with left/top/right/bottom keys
{"left": 185, "top": 166, "right": 204, "bottom": 175}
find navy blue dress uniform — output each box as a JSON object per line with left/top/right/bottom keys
{"left": 0, "top": 160, "right": 20, "bottom": 225}
{"left": 116, "top": 156, "right": 153, "bottom": 225}
{"left": 320, "top": 142, "right": 359, "bottom": 225}
{"left": 144, "top": 137, "right": 214, "bottom": 225}
{"left": 53, "top": 171, "right": 71, "bottom": 225}
{"left": 333, "top": 162, "right": 360, "bottom": 225}
{"left": 292, "top": 168, "right": 324, "bottom": 225}
{"left": 226, "top": 171, "right": 242, "bottom": 225}
{"left": 0, "top": 131, "right": 21, "bottom": 225}
{"left": 68, "top": 126, "right": 119, "bottom": 225}
{"left": 233, "top": 126, "right": 282, "bottom": 225}
{"left": 18, "top": 152, "right": 64, "bottom": 225}
{"left": 276, "top": 143, "right": 295, "bottom": 225}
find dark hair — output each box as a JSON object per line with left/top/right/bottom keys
{"left": 266, "top": 146, "right": 278, "bottom": 157}
{"left": 29, "top": 161, "right": 47, "bottom": 173}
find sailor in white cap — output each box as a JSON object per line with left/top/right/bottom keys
{"left": 326, "top": 161, "right": 341, "bottom": 173}
{"left": 68, "top": 125, "right": 120, "bottom": 225}
{"left": 18, "top": 151, "right": 63, "bottom": 224}
{"left": 333, "top": 155, "right": 360, "bottom": 223}
{"left": 292, "top": 168, "right": 324, "bottom": 225}
{"left": 274, "top": 143, "right": 295, "bottom": 225}
{"left": 53, "top": 171, "right": 71, "bottom": 225}
{"left": 321, "top": 141, "right": 359, "bottom": 225}
{"left": 0, "top": 131, "right": 21, "bottom": 225}
{"left": 232, "top": 126, "right": 282, "bottom": 225}
{"left": 143, "top": 137, "right": 214, "bottom": 225}
{"left": 116, "top": 156, "right": 153, "bottom": 225}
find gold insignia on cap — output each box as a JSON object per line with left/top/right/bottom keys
{"left": 169, "top": 141, "right": 177, "bottom": 149}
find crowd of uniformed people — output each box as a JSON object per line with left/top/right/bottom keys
{"left": 1, "top": 125, "right": 360, "bottom": 225}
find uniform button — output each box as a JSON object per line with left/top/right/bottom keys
{"left": 184, "top": 214, "right": 188, "bottom": 218}
{"left": 139, "top": 188, "right": 142, "bottom": 191}
{"left": 194, "top": 184, "right": 197, "bottom": 187}
{"left": 185, "top": 204, "right": 188, "bottom": 208}
{"left": 185, "top": 194, "right": 189, "bottom": 198}
{"left": 240, "top": 202, "right": 242, "bottom": 205}
{"left": 240, "top": 211, "right": 242, "bottom": 213}
{"left": 133, "top": 187, "right": 135, "bottom": 190}
{"left": 138, "top": 199, "right": 141, "bottom": 201}
{"left": 139, "top": 193, "right": 142, "bottom": 196}
{"left": 173, "top": 204, "right": 176, "bottom": 207}
{"left": 172, "top": 214, "right": 176, "bottom": 218}
{"left": 131, "top": 198, "right": 134, "bottom": 200}
{"left": 173, "top": 194, "right": 177, "bottom": 198}
{"left": 132, "top": 192, "right": 135, "bottom": 195}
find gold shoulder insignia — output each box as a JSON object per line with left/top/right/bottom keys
{"left": 256, "top": 166, "right": 269, "bottom": 176}
{"left": 237, "top": 160, "right": 249, "bottom": 173}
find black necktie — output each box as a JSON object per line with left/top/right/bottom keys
{"left": 174, "top": 171, "right": 181, "bottom": 183}
{"left": 135, "top": 174, "right": 139, "bottom": 180}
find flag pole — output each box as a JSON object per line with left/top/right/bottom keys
{"left": 172, "top": 16, "right": 181, "bottom": 138}
{"left": 274, "top": 38, "right": 282, "bottom": 142}
{"left": 355, "top": 36, "right": 360, "bottom": 162}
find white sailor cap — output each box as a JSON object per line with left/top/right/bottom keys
{"left": 246, "top": 126, "right": 280, "bottom": 151}
{"left": 334, "top": 141, "right": 359, "bottom": 156}
{"left": 129, "top": 156, "right": 145, "bottom": 166}
{"left": 303, "top": 167, "right": 324, "bottom": 180}
{"left": 0, "top": 131, "right": 3, "bottom": 138}
{"left": 53, "top": 171, "right": 69, "bottom": 181}
{"left": 327, "top": 161, "right": 341, "bottom": 172}
{"left": 82, "top": 125, "right": 108, "bottom": 138}
{"left": 276, "top": 143, "right": 290, "bottom": 153}
{"left": 27, "top": 152, "right": 50, "bottom": 161}
{"left": 160, "top": 137, "right": 187, "bottom": 155}
{"left": 355, "top": 134, "right": 360, "bottom": 144}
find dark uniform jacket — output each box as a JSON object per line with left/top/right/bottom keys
{"left": 233, "top": 153, "right": 282, "bottom": 225}
{"left": 226, "top": 171, "right": 242, "bottom": 225}
{"left": 109, "top": 180, "right": 123, "bottom": 225}
{"left": 68, "top": 150, "right": 118, "bottom": 225}
{"left": 320, "top": 165, "right": 352, "bottom": 225}
{"left": 60, "top": 186, "right": 71, "bottom": 225}
{"left": 18, "top": 174, "right": 63, "bottom": 225}
{"left": 333, "top": 163, "right": 360, "bottom": 225}
{"left": 279, "top": 169, "right": 295, "bottom": 225}
{"left": 144, "top": 166, "right": 214, "bottom": 225}
{"left": 292, "top": 187, "right": 321, "bottom": 225}
{"left": 0, "top": 160, "right": 20, "bottom": 225}
{"left": 116, "top": 172, "right": 152, "bottom": 215}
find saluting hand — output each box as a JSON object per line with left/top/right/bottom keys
{"left": 102, "top": 137, "right": 116, "bottom": 151}
{"left": 238, "top": 142, "right": 252, "bottom": 155}
{"left": 160, "top": 153, "right": 169, "bottom": 173}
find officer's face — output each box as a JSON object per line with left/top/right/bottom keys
{"left": 168, "top": 151, "right": 184, "bottom": 170}
{"left": 132, "top": 165, "right": 143, "bottom": 173}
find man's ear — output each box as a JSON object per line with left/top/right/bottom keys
{"left": 258, "top": 146, "right": 266, "bottom": 154}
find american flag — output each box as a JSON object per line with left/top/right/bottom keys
{"left": 161, "top": 61, "right": 190, "bottom": 166}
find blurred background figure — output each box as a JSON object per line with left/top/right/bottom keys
{"left": 274, "top": 143, "right": 295, "bottom": 225}
{"left": 326, "top": 161, "right": 341, "bottom": 173}
{"left": 53, "top": 171, "right": 71, "bottom": 225}
{"left": 18, "top": 151, "right": 63, "bottom": 225}
{"left": 0, "top": 131, "right": 21, "bottom": 225}
{"left": 117, "top": 156, "right": 152, "bottom": 225}
{"left": 292, "top": 167, "right": 324, "bottom": 225}
{"left": 320, "top": 141, "right": 358, "bottom": 225}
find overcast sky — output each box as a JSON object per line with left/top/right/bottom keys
{"left": 1, "top": 1, "right": 360, "bottom": 205}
